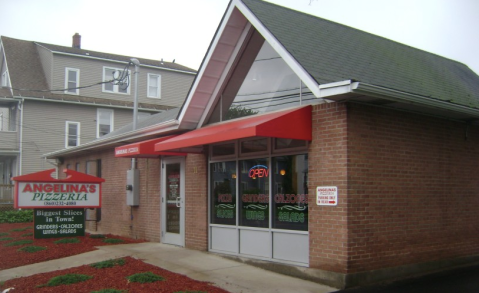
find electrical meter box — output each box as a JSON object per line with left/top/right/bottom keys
{"left": 126, "top": 169, "right": 139, "bottom": 206}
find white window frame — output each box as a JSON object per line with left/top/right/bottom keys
{"left": 97, "top": 108, "right": 114, "bottom": 138}
{"left": 65, "top": 121, "right": 80, "bottom": 148}
{"left": 102, "top": 66, "right": 130, "bottom": 94}
{"left": 147, "top": 73, "right": 161, "bottom": 99}
{"left": 1, "top": 71, "right": 7, "bottom": 87}
{"left": 64, "top": 68, "right": 80, "bottom": 95}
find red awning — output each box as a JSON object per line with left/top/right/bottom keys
{"left": 115, "top": 136, "right": 186, "bottom": 158}
{"left": 155, "top": 105, "right": 312, "bottom": 152}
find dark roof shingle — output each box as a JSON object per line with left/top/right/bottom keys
{"left": 242, "top": 0, "right": 479, "bottom": 109}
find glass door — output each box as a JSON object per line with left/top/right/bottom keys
{"left": 161, "top": 157, "right": 185, "bottom": 246}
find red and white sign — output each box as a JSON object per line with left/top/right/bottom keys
{"left": 316, "top": 186, "right": 338, "bottom": 206}
{"left": 12, "top": 169, "right": 104, "bottom": 209}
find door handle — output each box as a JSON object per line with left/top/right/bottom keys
{"left": 176, "top": 197, "right": 181, "bottom": 208}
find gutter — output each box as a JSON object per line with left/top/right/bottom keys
{"left": 11, "top": 95, "right": 165, "bottom": 113}
{"left": 43, "top": 119, "right": 181, "bottom": 159}
{"left": 18, "top": 98, "right": 24, "bottom": 175}
{"left": 317, "top": 80, "right": 479, "bottom": 119}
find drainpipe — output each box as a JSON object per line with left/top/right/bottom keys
{"left": 18, "top": 98, "right": 24, "bottom": 176}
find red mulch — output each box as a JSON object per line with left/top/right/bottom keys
{"left": 2, "top": 256, "right": 230, "bottom": 292}
{"left": 0, "top": 222, "right": 144, "bottom": 270}
{"left": 0, "top": 222, "right": 230, "bottom": 292}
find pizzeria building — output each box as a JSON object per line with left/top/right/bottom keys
{"left": 44, "top": 0, "right": 479, "bottom": 289}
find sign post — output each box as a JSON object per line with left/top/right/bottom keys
{"left": 12, "top": 169, "right": 105, "bottom": 239}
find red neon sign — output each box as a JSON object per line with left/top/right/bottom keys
{"left": 248, "top": 165, "right": 269, "bottom": 178}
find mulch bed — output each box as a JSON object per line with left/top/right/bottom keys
{"left": 2, "top": 256, "right": 229, "bottom": 292}
{"left": 0, "top": 222, "right": 230, "bottom": 292}
{"left": 0, "top": 222, "right": 144, "bottom": 270}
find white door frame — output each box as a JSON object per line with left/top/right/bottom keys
{"left": 161, "top": 156, "right": 185, "bottom": 246}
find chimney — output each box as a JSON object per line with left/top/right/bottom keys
{"left": 72, "top": 33, "right": 81, "bottom": 49}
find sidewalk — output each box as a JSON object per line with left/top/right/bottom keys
{"left": 0, "top": 242, "right": 338, "bottom": 293}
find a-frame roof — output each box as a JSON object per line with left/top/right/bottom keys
{"left": 178, "top": 0, "right": 479, "bottom": 130}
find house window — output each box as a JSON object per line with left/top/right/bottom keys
{"left": 64, "top": 68, "right": 80, "bottom": 94}
{"left": 1, "top": 71, "right": 7, "bottom": 87}
{"left": 97, "top": 109, "right": 113, "bottom": 137}
{"left": 103, "top": 67, "right": 130, "bottom": 94}
{"left": 65, "top": 121, "right": 80, "bottom": 148}
{"left": 147, "top": 73, "right": 161, "bottom": 98}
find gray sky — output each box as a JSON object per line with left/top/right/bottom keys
{"left": 1, "top": 0, "right": 478, "bottom": 75}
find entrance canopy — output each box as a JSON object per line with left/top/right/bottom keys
{"left": 155, "top": 106, "right": 312, "bottom": 152}
{"left": 115, "top": 136, "right": 186, "bottom": 158}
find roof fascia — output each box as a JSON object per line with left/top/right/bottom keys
{"left": 43, "top": 119, "right": 181, "bottom": 159}
{"left": 235, "top": 0, "right": 321, "bottom": 97}
{"left": 317, "top": 80, "right": 479, "bottom": 119}
{"left": 0, "top": 38, "right": 14, "bottom": 96}
{"left": 36, "top": 45, "right": 196, "bottom": 75}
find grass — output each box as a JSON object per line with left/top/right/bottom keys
{"left": 90, "top": 258, "right": 126, "bottom": 269}
{"left": 54, "top": 238, "right": 80, "bottom": 244}
{"left": 103, "top": 238, "right": 124, "bottom": 244}
{"left": 18, "top": 246, "right": 47, "bottom": 253}
{"left": 38, "top": 274, "right": 93, "bottom": 287}
{"left": 4, "top": 239, "right": 33, "bottom": 246}
{"left": 90, "top": 289, "right": 127, "bottom": 293}
{"left": 126, "top": 272, "right": 164, "bottom": 283}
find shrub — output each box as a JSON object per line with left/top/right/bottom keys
{"left": 103, "top": 238, "right": 124, "bottom": 244}
{"left": 0, "top": 237, "right": 13, "bottom": 241}
{"left": 126, "top": 272, "right": 164, "bottom": 283}
{"left": 4, "top": 239, "right": 33, "bottom": 246}
{"left": 18, "top": 246, "right": 46, "bottom": 253}
{"left": 90, "top": 258, "right": 126, "bottom": 269}
{"left": 0, "top": 232, "right": 9, "bottom": 236}
{"left": 54, "top": 238, "right": 80, "bottom": 244}
{"left": 90, "top": 234, "right": 106, "bottom": 239}
{"left": 21, "top": 233, "right": 33, "bottom": 237}
{"left": 10, "top": 227, "right": 30, "bottom": 232}
{"left": 174, "top": 291, "right": 207, "bottom": 293}
{"left": 40, "top": 274, "right": 93, "bottom": 287}
{"left": 90, "top": 289, "right": 127, "bottom": 293}
{"left": 0, "top": 210, "right": 33, "bottom": 223}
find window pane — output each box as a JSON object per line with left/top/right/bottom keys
{"left": 241, "top": 138, "right": 268, "bottom": 154}
{"left": 212, "top": 143, "right": 235, "bottom": 157}
{"left": 272, "top": 155, "right": 308, "bottom": 231}
{"left": 98, "top": 110, "right": 112, "bottom": 137}
{"left": 239, "top": 158, "right": 269, "bottom": 228}
{"left": 275, "top": 138, "right": 307, "bottom": 150}
{"left": 210, "top": 161, "right": 236, "bottom": 225}
{"left": 104, "top": 69, "right": 114, "bottom": 91}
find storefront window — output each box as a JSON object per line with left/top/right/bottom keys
{"left": 239, "top": 158, "right": 269, "bottom": 228}
{"left": 210, "top": 161, "right": 236, "bottom": 225}
{"left": 272, "top": 155, "right": 308, "bottom": 231}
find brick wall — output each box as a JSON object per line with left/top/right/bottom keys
{"left": 184, "top": 153, "right": 209, "bottom": 250}
{"left": 346, "top": 103, "right": 479, "bottom": 273}
{"left": 308, "top": 102, "right": 349, "bottom": 273}
{"left": 62, "top": 150, "right": 162, "bottom": 242}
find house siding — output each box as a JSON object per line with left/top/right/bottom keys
{"left": 36, "top": 45, "right": 53, "bottom": 88}
{"left": 21, "top": 100, "right": 136, "bottom": 175}
{"left": 51, "top": 54, "right": 194, "bottom": 107}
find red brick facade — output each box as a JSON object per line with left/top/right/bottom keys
{"left": 59, "top": 102, "right": 479, "bottom": 284}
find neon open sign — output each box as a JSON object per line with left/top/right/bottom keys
{"left": 249, "top": 165, "right": 269, "bottom": 178}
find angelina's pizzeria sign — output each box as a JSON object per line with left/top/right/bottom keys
{"left": 13, "top": 169, "right": 104, "bottom": 209}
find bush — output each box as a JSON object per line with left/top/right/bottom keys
{"left": 126, "top": 272, "right": 164, "bottom": 283}
{"left": 18, "top": 246, "right": 46, "bottom": 253}
{"left": 54, "top": 238, "right": 80, "bottom": 244}
{"left": 174, "top": 291, "right": 207, "bottom": 293}
{"left": 0, "top": 210, "right": 33, "bottom": 223}
{"left": 21, "top": 233, "right": 33, "bottom": 237}
{"left": 89, "top": 234, "right": 106, "bottom": 239}
{"left": 4, "top": 239, "right": 33, "bottom": 246}
{"left": 90, "top": 258, "right": 126, "bottom": 269}
{"left": 103, "top": 238, "right": 124, "bottom": 244}
{"left": 40, "top": 274, "right": 93, "bottom": 287}
{"left": 10, "top": 227, "right": 30, "bottom": 232}
{"left": 0, "top": 237, "right": 13, "bottom": 241}
{"left": 0, "top": 232, "right": 9, "bottom": 236}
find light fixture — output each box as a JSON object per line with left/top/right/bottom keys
{"left": 232, "top": 173, "right": 237, "bottom": 179}
{"left": 280, "top": 169, "right": 286, "bottom": 176}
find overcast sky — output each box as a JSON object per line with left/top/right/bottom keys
{"left": 1, "top": 0, "right": 478, "bottom": 75}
